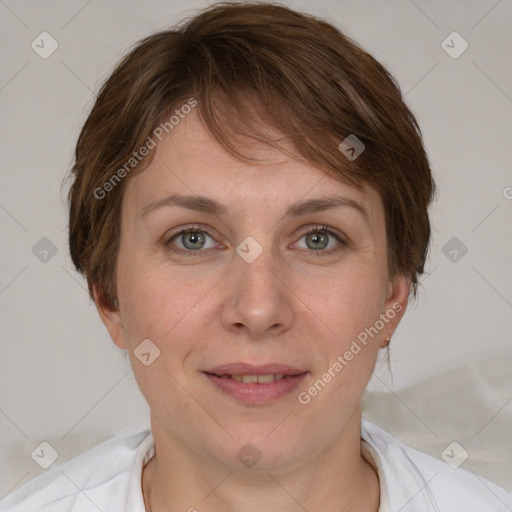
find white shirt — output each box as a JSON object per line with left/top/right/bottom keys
{"left": 2, "top": 418, "right": 511, "bottom": 511}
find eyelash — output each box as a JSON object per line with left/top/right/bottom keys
{"left": 165, "top": 224, "right": 347, "bottom": 257}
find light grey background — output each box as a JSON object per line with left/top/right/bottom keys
{"left": 1, "top": 0, "right": 511, "bottom": 497}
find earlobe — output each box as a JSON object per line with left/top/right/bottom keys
{"left": 93, "top": 284, "right": 127, "bottom": 349}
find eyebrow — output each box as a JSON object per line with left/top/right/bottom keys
{"left": 139, "top": 193, "right": 369, "bottom": 223}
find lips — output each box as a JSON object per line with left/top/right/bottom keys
{"left": 204, "top": 363, "right": 308, "bottom": 404}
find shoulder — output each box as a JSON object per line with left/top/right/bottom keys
{"left": 361, "top": 418, "right": 512, "bottom": 511}
{"left": 0, "top": 429, "right": 152, "bottom": 512}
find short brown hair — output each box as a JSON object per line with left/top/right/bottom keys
{"left": 67, "top": 1, "right": 435, "bottom": 311}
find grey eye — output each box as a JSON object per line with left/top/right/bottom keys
{"left": 181, "top": 231, "right": 206, "bottom": 250}
{"left": 305, "top": 232, "right": 330, "bottom": 250}
{"left": 169, "top": 230, "right": 217, "bottom": 251}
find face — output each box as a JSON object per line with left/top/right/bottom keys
{"left": 96, "top": 110, "right": 409, "bottom": 471}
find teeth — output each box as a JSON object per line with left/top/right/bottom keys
{"left": 227, "top": 374, "right": 286, "bottom": 383}
{"left": 256, "top": 374, "right": 275, "bottom": 384}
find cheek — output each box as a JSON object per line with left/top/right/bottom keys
{"left": 117, "top": 256, "right": 215, "bottom": 356}
{"left": 305, "top": 265, "right": 386, "bottom": 390}
{"left": 300, "top": 278, "right": 383, "bottom": 409}
{"left": 317, "top": 265, "right": 386, "bottom": 336}
{"left": 116, "top": 262, "right": 205, "bottom": 412}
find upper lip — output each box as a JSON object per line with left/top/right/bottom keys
{"left": 205, "top": 363, "right": 308, "bottom": 376}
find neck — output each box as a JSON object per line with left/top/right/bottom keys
{"left": 142, "top": 408, "right": 380, "bottom": 512}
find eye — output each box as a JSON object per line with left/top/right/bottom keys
{"left": 294, "top": 225, "right": 346, "bottom": 254}
{"left": 165, "top": 224, "right": 347, "bottom": 257}
{"left": 166, "top": 227, "right": 220, "bottom": 255}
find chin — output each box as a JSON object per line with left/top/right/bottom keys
{"left": 207, "top": 427, "right": 308, "bottom": 472}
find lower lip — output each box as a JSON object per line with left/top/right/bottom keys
{"left": 204, "top": 373, "right": 308, "bottom": 404}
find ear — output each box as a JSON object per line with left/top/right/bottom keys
{"left": 93, "top": 284, "right": 127, "bottom": 350}
{"left": 379, "top": 274, "right": 410, "bottom": 349}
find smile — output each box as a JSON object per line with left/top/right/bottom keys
{"left": 212, "top": 373, "right": 286, "bottom": 383}
{"left": 204, "top": 364, "right": 308, "bottom": 404}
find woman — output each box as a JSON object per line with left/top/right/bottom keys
{"left": 2, "top": 2, "right": 511, "bottom": 511}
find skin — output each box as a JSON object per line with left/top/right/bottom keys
{"left": 95, "top": 109, "right": 410, "bottom": 512}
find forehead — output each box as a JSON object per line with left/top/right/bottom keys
{"left": 123, "top": 110, "right": 383, "bottom": 221}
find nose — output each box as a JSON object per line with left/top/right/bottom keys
{"left": 221, "top": 244, "right": 294, "bottom": 340}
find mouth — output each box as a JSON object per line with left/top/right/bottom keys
{"left": 208, "top": 373, "right": 289, "bottom": 383}
{"left": 203, "top": 363, "right": 308, "bottom": 404}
